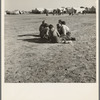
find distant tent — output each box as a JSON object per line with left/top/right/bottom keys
{"left": 12, "top": 10, "right": 21, "bottom": 14}
{"left": 74, "top": 7, "right": 85, "bottom": 13}
{"left": 36, "top": 8, "right": 44, "bottom": 13}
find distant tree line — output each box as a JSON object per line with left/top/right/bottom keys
{"left": 85, "top": 6, "right": 96, "bottom": 13}
{"left": 5, "top": 6, "right": 96, "bottom": 15}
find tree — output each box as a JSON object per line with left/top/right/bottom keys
{"left": 90, "top": 6, "right": 96, "bottom": 13}
{"left": 43, "top": 9, "right": 49, "bottom": 16}
{"left": 32, "top": 8, "right": 41, "bottom": 14}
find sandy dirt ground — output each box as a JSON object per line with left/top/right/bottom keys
{"left": 4, "top": 14, "right": 96, "bottom": 83}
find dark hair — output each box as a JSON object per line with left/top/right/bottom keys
{"left": 49, "top": 24, "right": 54, "bottom": 29}
{"left": 42, "top": 20, "right": 45, "bottom": 23}
{"left": 61, "top": 21, "right": 66, "bottom": 25}
{"left": 58, "top": 19, "right": 62, "bottom": 23}
{"left": 44, "top": 23, "right": 49, "bottom": 27}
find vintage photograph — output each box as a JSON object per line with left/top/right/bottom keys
{"left": 4, "top": 0, "right": 96, "bottom": 83}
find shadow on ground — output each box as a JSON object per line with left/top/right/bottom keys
{"left": 18, "top": 33, "right": 50, "bottom": 43}
{"left": 18, "top": 38, "right": 50, "bottom": 43}
{"left": 18, "top": 34, "right": 76, "bottom": 43}
{"left": 18, "top": 34, "right": 40, "bottom": 37}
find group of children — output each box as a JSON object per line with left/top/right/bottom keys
{"left": 39, "top": 20, "right": 73, "bottom": 43}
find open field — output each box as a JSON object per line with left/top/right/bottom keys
{"left": 4, "top": 14, "right": 96, "bottom": 83}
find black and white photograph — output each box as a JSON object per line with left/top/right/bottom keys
{"left": 4, "top": 0, "right": 97, "bottom": 83}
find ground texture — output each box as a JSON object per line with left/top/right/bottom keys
{"left": 5, "top": 14, "right": 96, "bottom": 83}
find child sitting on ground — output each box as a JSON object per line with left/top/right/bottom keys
{"left": 60, "top": 21, "right": 72, "bottom": 43}
{"left": 43, "top": 23, "right": 49, "bottom": 40}
{"left": 49, "top": 24, "right": 60, "bottom": 43}
{"left": 56, "top": 19, "right": 63, "bottom": 35}
{"left": 39, "top": 20, "right": 46, "bottom": 38}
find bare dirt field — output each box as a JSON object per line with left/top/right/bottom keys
{"left": 4, "top": 14, "right": 96, "bottom": 83}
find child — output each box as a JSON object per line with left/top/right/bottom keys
{"left": 61, "top": 21, "right": 71, "bottom": 43}
{"left": 56, "top": 19, "right": 62, "bottom": 35}
{"left": 43, "top": 23, "right": 49, "bottom": 40}
{"left": 39, "top": 20, "right": 46, "bottom": 38}
{"left": 49, "top": 24, "right": 60, "bottom": 43}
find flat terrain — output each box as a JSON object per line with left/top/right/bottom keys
{"left": 5, "top": 14, "right": 96, "bottom": 83}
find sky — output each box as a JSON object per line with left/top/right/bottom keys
{"left": 5, "top": 0, "right": 96, "bottom": 11}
